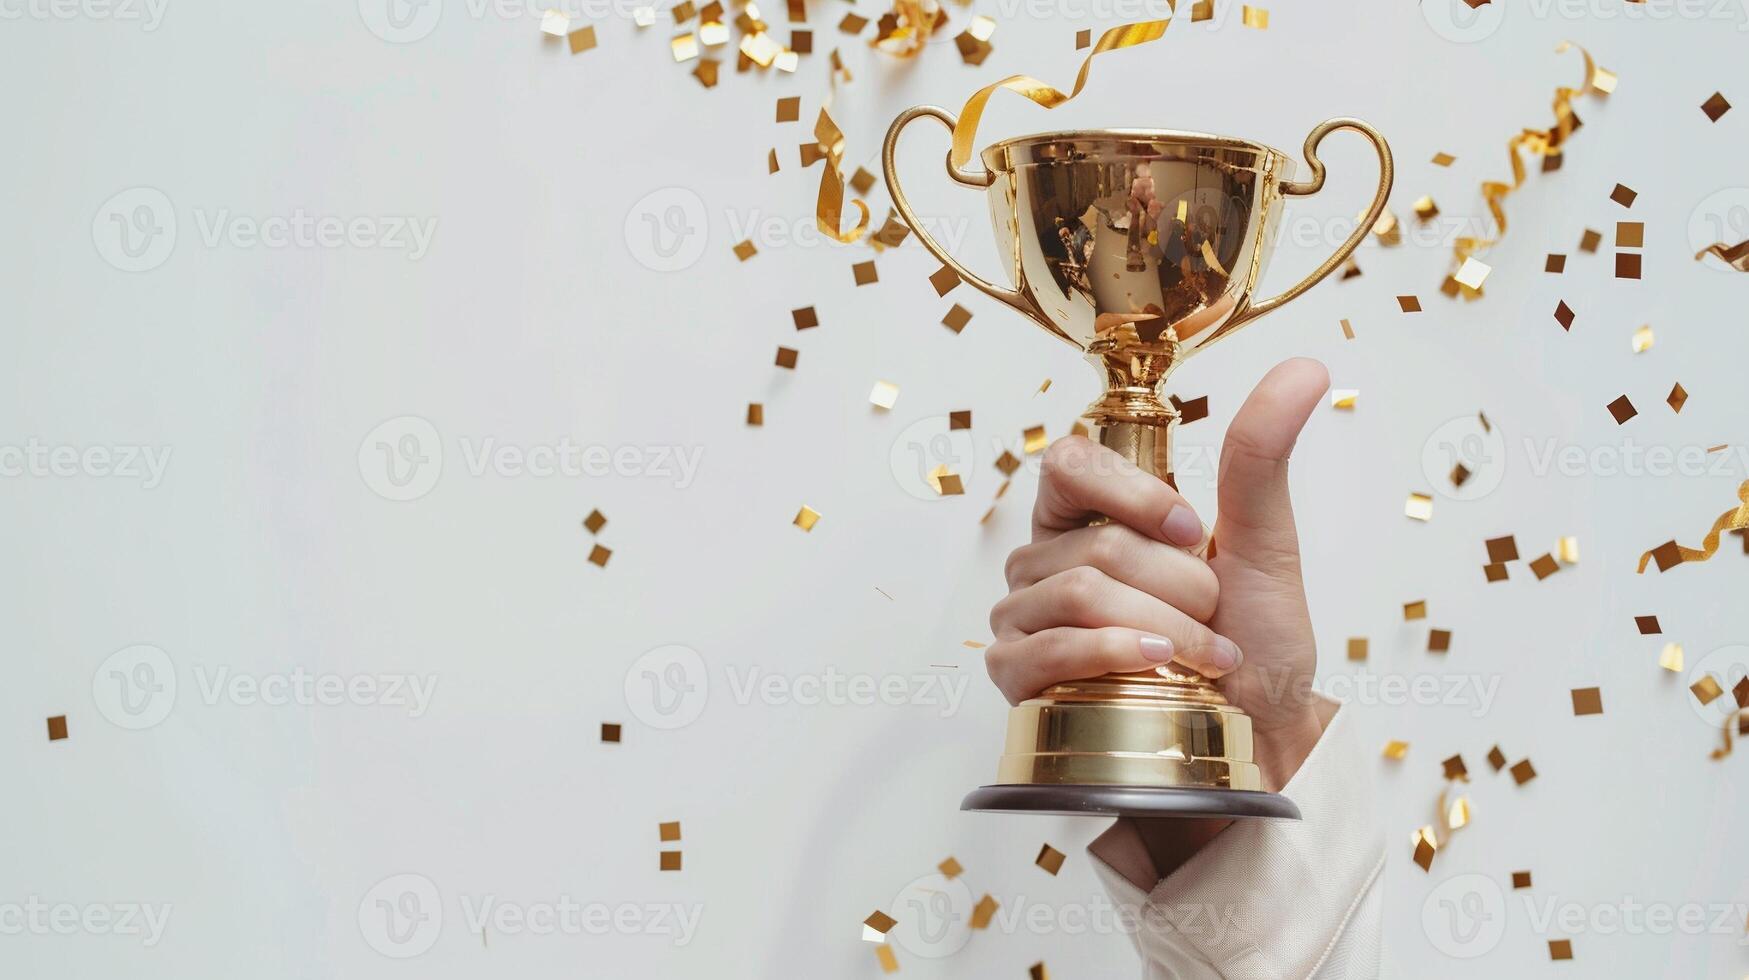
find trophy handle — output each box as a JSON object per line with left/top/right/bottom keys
{"left": 881, "top": 105, "right": 1053, "bottom": 331}
{"left": 1225, "top": 117, "right": 1394, "bottom": 332}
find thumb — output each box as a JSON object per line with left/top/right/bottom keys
{"left": 1212, "top": 357, "right": 1329, "bottom": 566}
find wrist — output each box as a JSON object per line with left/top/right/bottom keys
{"left": 1252, "top": 710, "right": 1324, "bottom": 792}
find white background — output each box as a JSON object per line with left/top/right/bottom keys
{"left": 4, "top": 0, "right": 1749, "bottom": 976}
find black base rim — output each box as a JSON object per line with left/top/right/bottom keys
{"left": 960, "top": 783, "right": 1301, "bottom": 820}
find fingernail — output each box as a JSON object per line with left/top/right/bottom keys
{"left": 1161, "top": 505, "right": 1202, "bottom": 547}
{"left": 1139, "top": 634, "right": 1175, "bottom": 662}
{"left": 1210, "top": 638, "right": 1241, "bottom": 672}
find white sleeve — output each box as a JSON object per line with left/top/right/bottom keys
{"left": 1089, "top": 697, "right": 1385, "bottom": 979}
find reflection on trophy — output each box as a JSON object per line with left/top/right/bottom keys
{"left": 883, "top": 109, "right": 1393, "bottom": 819}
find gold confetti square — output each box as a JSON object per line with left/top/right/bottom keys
{"left": 1454, "top": 257, "right": 1490, "bottom": 290}
{"left": 1173, "top": 395, "right": 1210, "bottom": 424}
{"left": 600, "top": 722, "right": 621, "bottom": 742}
{"left": 671, "top": 0, "right": 696, "bottom": 21}
{"left": 1405, "top": 493, "right": 1433, "bottom": 522}
{"left": 670, "top": 32, "right": 699, "bottom": 61}
{"left": 1404, "top": 600, "right": 1427, "bottom": 620}
{"left": 1615, "top": 253, "right": 1642, "bottom": 279}
{"left": 799, "top": 143, "right": 823, "bottom": 166}
{"left": 1606, "top": 394, "right": 1637, "bottom": 425}
{"left": 568, "top": 25, "right": 597, "bottom": 53}
{"left": 949, "top": 410, "right": 971, "bottom": 430}
{"left": 47, "top": 715, "right": 67, "bottom": 741}
{"left": 869, "top": 381, "right": 899, "bottom": 410}
{"left": 775, "top": 95, "right": 800, "bottom": 122}
{"left": 774, "top": 346, "right": 798, "bottom": 369}
{"left": 970, "top": 894, "right": 998, "bottom": 928}
{"left": 1616, "top": 221, "right": 1645, "bottom": 248}
{"left": 1545, "top": 253, "right": 1567, "bottom": 273}
{"left": 1632, "top": 324, "right": 1654, "bottom": 353}
{"left": 1413, "top": 829, "right": 1436, "bottom": 872}
{"left": 1483, "top": 562, "right": 1509, "bottom": 582}
{"left": 1347, "top": 637, "right": 1368, "bottom": 661}
{"left": 659, "top": 821, "right": 682, "bottom": 841}
{"left": 690, "top": 58, "right": 719, "bottom": 87}
{"left": 862, "top": 910, "right": 896, "bottom": 940}
{"left": 1330, "top": 389, "right": 1358, "bottom": 410}
{"left": 1701, "top": 91, "right": 1732, "bottom": 122}
{"left": 1035, "top": 843, "right": 1066, "bottom": 875}
{"left": 1549, "top": 939, "right": 1573, "bottom": 960}
{"left": 1075, "top": 28, "right": 1091, "bottom": 48}
{"left": 1570, "top": 687, "right": 1603, "bottom": 715}
{"left": 929, "top": 265, "right": 960, "bottom": 296}
{"left": 1192, "top": 0, "right": 1214, "bottom": 19}
{"left": 746, "top": 403, "right": 764, "bottom": 426}
{"left": 1667, "top": 382, "right": 1687, "bottom": 413}
{"left": 588, "top": 544, "right": 612, "bottom": 567}
{"left": 849, "top": 167, "right": 876, "bottom": 195}
{"left": 875, "top": 945, "right": 898, "bottom": 973}
{"left": 1340, "top": 318, "right": 1354, "bottom": 339}
{"left": 1554, "top": 300, "right": 1575, "bottom": 330}
{"left": 790, "top": 28, "right": 812, "bottom": 52}
{"left": 1340, "top": 258, "right": 1362, "bottom": 279}
{"left": 1510, "top": 759, "right": 1537, "bottom": 785}
{"left": 541, "top": 8, "right": 570, "bottom": 34}
{"left": 1487, "top": 746, "right": 1507, "bottom": 771}
{"left": 1512, "top": 870, "right": 1532, "bottom": 889}
{"left": 1382, "top": 740, "right": 1409, "bottom": 760}
{"left": 1412, "top": 195, "right": 1439, "bottom": 221}
{"left": 1578, "top": 228, "right": 1602, "bottom": 253}
{"left": 1029, "top": 964, "right": 1049, "bottom": 980}
{"left": 1609, "top": 183, "right": 1637, "bottom": 208}
{"left": 994, "top": 450, "right": 1020, "bottom": 476}
{"left": 1240, "top": 4, "right": 1268, "bottom": 28}
{"left": 1557, "top": 536, "right": 1579, "bottom": 564}
{"left": 792, "top": 306, "right": 818, "bottom": 330}
{"left": 1659, "top": 642, "right": 1684, "bottom": 672}
{"left": 1442, "top": 754, "right": 1468, "bottom": 780}
{"left": 1431, "top": 151, "right": 1456, "bottom": 166}
{"left": 1452, "top": 463, "right": 1471, "bottom": 488}
{"left": 733, "top": 239, "right": 757, "bottom": 261}
{"left": 1397, "top": 295, "right": 1422, "bottom": 313}
{"left": 838, "top": 12, "right": 867, "bottom": 32}
{"left": 1485, "top": 535, "right": 1518, "bottom": 563}
{"left": 937, "top": 472, "right": 964, "bottom": 496}
{"left": 1023, "top": 426, "right": 1047, "bottom": 455}
{"left": 767, "top": 148, "right": 779, "bottom": 174}
{"left": 583, "top": 509, "right": 607, "bottom": 534}
{"left": 1529, "top": 553, "right": 1558, "bottom": 579}
{"left": 1736, "top": 677, "right": 1749, "bottom": 709}
{"left": 1428, "top": 629, "right": 1452, "bottom": 653}
{"left": 938, "top": 856, "right": 962, "bottom": 879}
{"left": 660, "top": 851, "right": 682, "bottom": 871}
{"left": 793, "top": 505, "right": 820, "bottom": 531}
{"left": 1634, "top": 614, "right": 1661, "bottom": 634}
{"left": 633, "top": 5, "right": 656, "bottom": 26}
{"left": 852, "top": 261, "right": 878, "bottom": 286}
{"left": 1691, "top": 675, "right": 1724, "bottom": 705}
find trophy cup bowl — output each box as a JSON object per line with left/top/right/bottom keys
{"left": 883, "top": 107, "right": 1392, "bottom": 819}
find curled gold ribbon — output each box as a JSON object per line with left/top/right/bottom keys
{"left": 1696, "top": 239, "right": 1749, "bottom": 271}
{"left": 948, "top": 19, "right": 1171, "bottom": 171}
{"left": 1636, "top": 479, "right": 1749, "bottom": 573}
{"left": 814, "top": 50, "right": 870, "bottom": 244}
{"left": 1711, "top": 709, "right": 1749, "bottom": 761}
{"left": 1449, "top": 42, "right": 1602, "bottom": 280}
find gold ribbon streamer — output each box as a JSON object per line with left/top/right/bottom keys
{"left": 949, "top": 18, "right": 1171, "bottom": 171}
{"left": 1710, "top": 709, "right": 1749, "bottom": 761}
{"left": 814, "top": 50, "right": 870, "bottom": 244}
{"left": 1695, "top": 239, "right": 1749, "bottom": 271}
{"left": 1636, "top": 479, "right": 1749, "bottom": 573}
{"left": 1448, "top": 42, "right": 1602, "bottom": 282}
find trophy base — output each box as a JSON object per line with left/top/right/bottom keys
{"left": 960, "top": 783, "right": 1300, "bottom": 820}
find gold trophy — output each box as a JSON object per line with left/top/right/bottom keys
{"left": 882, "top": 108, "right": 1392, "bottom": 819}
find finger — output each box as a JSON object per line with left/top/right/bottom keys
{"left": 989, "top": 567, "right": 1241, "bottom": 677}
{"left": 1214, "top": 357, "right": 1328, "bottom": 566}
{"left": 1032, "top": 435, "right": 1204, "bottom": 548}
{"left": 986, "top": 626, "right": 1232, "bottom": 705}
{"left": 1003, "top": 523, "right": 1220, "bottom": 622}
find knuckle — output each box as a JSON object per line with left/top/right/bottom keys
{"left": 1002, "top": 546, "right": 1029, "bottom": 589}
{"left": 1040, "top": 436, "right": 1090, "bottom": 482}
{"left": 1057, "top": 565, "right": 1105, "bottom": 616}
{"left": 1086, "top": 525, "right": 1129, "bottom": 571}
